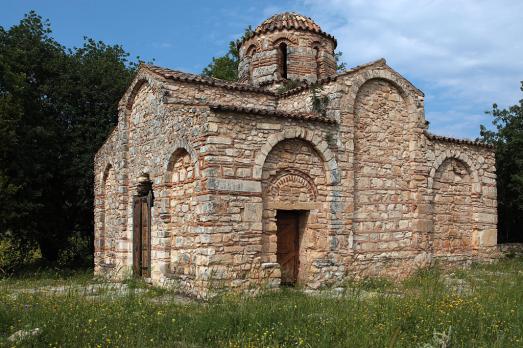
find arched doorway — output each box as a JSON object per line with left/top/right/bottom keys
{"left": 133, "top": 173, "right": 154, "bottom": 277}
{"left": 261, "top": 138, "right": 326, "bottom": 285}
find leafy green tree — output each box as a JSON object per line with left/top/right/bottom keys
{"left": 202, "top": 40, "right": 240, "bottom": 81}
{"left": 48, "top": 38, "right": 137, "bottom": 264}
{"left": 0, "top": 12, "right": 65, "bottom": 260}
{"left": 334, "top": 51, "right": 347, "bottom": 72}
{"left": 0, "top": 11, "right": 137, "bottom": 264}
{"left": 202, "top": 26, "right": 252, "bottom": 81}
{"left": 480, "top": 82, "right": 523, "bottom": 243}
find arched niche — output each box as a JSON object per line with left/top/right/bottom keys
{"left": 430, "top": 157, "right": 478, "bottom": 256}
{"left": 160, "top": 142, "right": 200, "bottom": 278}
{"left": 100, "top": 163, "right": 118, "bottom": 264}
{"left": 428, "top": 151, "right": 481, "bottom": 194}
{"left": 341, "top": 66, "right": 421, "bottom": 120}
{"left": 352, "top": 78, "right": 413, "bottom": 252}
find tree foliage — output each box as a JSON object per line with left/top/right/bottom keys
{"left": 480, "top": 82, "right": 523, "bottom": 243}
{"left": 202, "top": 26, "right": 252, "bottom": 81}
{"left": 0, "top": 11, "right": 137, "bottom": 265}
{"left": 334, "top": 51, "right": 347, "bottom": 72}
{"left": 202, "top": 40, "right": 239, "bottom": 81}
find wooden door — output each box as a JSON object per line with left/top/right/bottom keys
{"left": 133, "top": 196, "right": 151, "bottom": 277}
{"left": 276, "top": 211, "right": 300, "bottom": 285}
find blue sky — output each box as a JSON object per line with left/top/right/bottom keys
{"left": 2, "top": 0, "right": 522, "bottom": 139}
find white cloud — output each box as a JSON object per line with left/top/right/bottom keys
{"left": 300, "top": 0, "right": 523, "bottom": 138}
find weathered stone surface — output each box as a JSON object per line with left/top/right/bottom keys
{"left": 243, "top": 203, "right": 263, "bottom": 222}
{"left": 93, "top": 12, "right": 498, "bottom": 298}
{"left": 207, "top": 178, "right": 262, "bottom": 193}
{"left": 478, "top": 229, "right": 497, "bottom": 247}
{"left": 8, "top": 328, "right": 42, "bottom": 343}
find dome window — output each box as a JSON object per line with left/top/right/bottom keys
{"left": 279, "top": 42, "right": 288, "bottom": 79}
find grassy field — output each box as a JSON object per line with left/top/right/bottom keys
{"left": 0, "top": 258, "right": 522, "bottom": 347}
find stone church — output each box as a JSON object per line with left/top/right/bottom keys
{"left": 94, "top": 12, "right": 498, "bottom": 297}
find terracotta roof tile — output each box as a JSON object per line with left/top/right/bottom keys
{"left": 143, "top": 64, "right": 275, "bottom": 95}
{"left": 424, "top": 131, "right": 493, "bottom": 148}
{"left": 241, "top": 12, "right": 337, "bottom": 48}
{"left": 257, "top": 12, "right": 322, "bottom": 33}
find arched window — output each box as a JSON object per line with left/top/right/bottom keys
{"left": 313, "top": 46, "right": 320, "bottom": 79}
{"left": 246, "top": 45, "right": 257, "bottom": 58}
{"left": 246, "top": 45, "right": 257, "bottom": 82}
{"left": 279, "top": 42, "right": 288, "bottom": 79}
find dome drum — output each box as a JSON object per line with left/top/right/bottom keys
{"left": 238, "top": 13, "right": 337, "bottom": 87}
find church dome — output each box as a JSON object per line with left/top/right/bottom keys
{"left": 256, "top": 12, "right": 322, "bottom": 35}
{"left": 238, "top": 12, "right": 338, "bottom": 87}
{"left": 242, "top": 12, "right": 337, "bottom": 48}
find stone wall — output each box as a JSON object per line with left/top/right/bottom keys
{"left": 162, "top": 79, "right": 276, "bottom": 109}
{"left": 94, "top": 72, "right": 211, "bottom": 295}
{"left": 101, "top": 165, "right": 119, "bottom": 265}
{"left": 198, "top": 110, "right": 340, "bottom": 291}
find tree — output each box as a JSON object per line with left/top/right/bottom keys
{"left": 480, "top": 82, "right": 523, "bottom": 243}
{"left": 202, "top": 27, "right": 252, "bottom": 81}
{"left": 0, "top": 12, "right": 66, "bottom": 260}
{"left": 0, "top": 11, "right": 137, "bottom": 264}
{"left": 202, "top": 40, "right": 240, "bottom": 81}
{"left": 47, "top": 38, "right": 137, "bottom": 263}
{"left": 334, "top": 51, "right": 347, "bottom": 72}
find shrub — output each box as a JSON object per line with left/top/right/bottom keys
{"left": 56, "top": 232, "right": 93, "bottom": 268}
{"left": 0, "top": 237, "right": 38, "bottom": 274}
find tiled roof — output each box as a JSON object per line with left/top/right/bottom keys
{"left": 424, "top": 131, "right": 493, "bottom": 148}
{"left": 209, "top": 104, "right": 337, "bottom": 124}
{"left": 143, "top": 64, "right": 275, "bottom": 95}
{"left": 241, "top": 12, "right": 336, "bottom": 47}
{"left": 257, "top": 12, "right": 322, "bottom": 33}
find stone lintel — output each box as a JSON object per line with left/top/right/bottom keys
{"left": 207, "top": 178, "right": 261, "bottom": 193}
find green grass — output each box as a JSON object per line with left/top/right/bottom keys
{"left": 1, "top": 258, "right": 522, "bottom": 347}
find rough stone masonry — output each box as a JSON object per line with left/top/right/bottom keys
{"left": 94, "top": 12, "right": 498, "bottom": 297}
